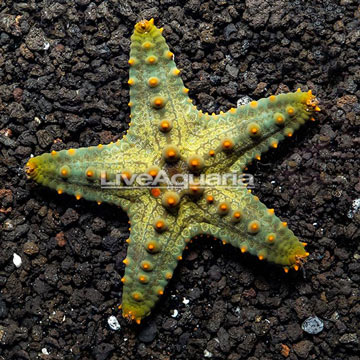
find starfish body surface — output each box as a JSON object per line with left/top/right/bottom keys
{"left": 25, "top": 19, "right": 320, "bottom": 323}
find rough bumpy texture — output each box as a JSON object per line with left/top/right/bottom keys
{"left": 25, "top": 19, "right": 319, "bottom": 323}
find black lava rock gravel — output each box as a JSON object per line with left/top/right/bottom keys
{"left": 1, "top": 1, "right": 359, "bottom": 359}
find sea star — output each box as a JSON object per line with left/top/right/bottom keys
{"left": 25, "top": 19, "right": 320, "bottom": 324}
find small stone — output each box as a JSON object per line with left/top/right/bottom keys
{"left": 162, "top": 318, "right": 177, "bottom": 331}
{"left": 0, "top": 299, "right": 8, "bottom": 319}
{"left": 25, "top": 26, "right": 48, "bottom": 51}
{"left": 107, "top": 316, "right": 121, "bottom": 331}
{"left": 93, "top": 343, "right": 114, "bottom": 360}
{"left": 224, "top": 23, "right": 237, "bottom": 41}
{"left": 138, "top": 322, "right": 157, "bottom": 343}
{"left": 171, "top": 309, "right": 179, "bottom": 318}
{"left": 302, "top": 316, "right": 324, "bottom": 334}
{"left": 49, "top": 311, "right": 65, "bottom": 324}
{"left": 339, "top": 333, "right": 358, "bottom": 344}
{"left": 55, "top": 232, "right": 66, "bottom": 247}
{"left": 237, "top": 95, "right": 252, "bottom": 107}
{"left": 61, "top": 208, "right": 79, "bottom": 226}
{"left": 13, "top": 253, "right": 22, "bottom": 268}
{"left": 293, "top": 340, "right": 313, "bottom": 359}
{"left": 182, "top": 297, "right": 190, "bottom": 305}
{"left": 23, "top": 241, "right": 39, "bottom": 255}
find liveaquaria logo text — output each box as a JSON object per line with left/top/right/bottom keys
{"left": 100, "top": 170, "right": 254, "bottom": 189}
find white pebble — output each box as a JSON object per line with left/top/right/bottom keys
{"left": 302, "top": 316, "right": 324, "bottom": 334}
{"left": 13, "top": 253, "right": 22, "bottom": 268}
{"left": 43, "top": 42, "right": 50, "bottom": 50}
{"left": 204, "top": 349, "right": 213, "bottom": 358}
{"left": 182, "top": 297, "right": 190, "bottom": 305}
{"left": 171, "top": 309, "right": 179, "bottom": 318}
{"left": 237, "top": 95, "right": 252, "bottom": 107}
{"left": 348, "top": 198, "right": 360, "bottom": 219}
{"left": 41, "top": 348, "right": 49, "bottom": 355}
{"left": 107, "top": 315, "right": 121, "bottom": 331}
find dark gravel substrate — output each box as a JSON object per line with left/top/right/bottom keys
{"left": 1, "top": 0, "right": 359, "bottom": 359}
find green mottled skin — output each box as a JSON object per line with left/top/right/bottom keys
{"left": 25, "top": 19, "right": 319, "bottom": 323}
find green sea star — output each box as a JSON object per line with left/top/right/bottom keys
{"left": 25, "top": 19, "right": 320, "bottom": 323}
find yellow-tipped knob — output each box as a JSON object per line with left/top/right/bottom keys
{"left": 154, "top": 218, "right": 167, "bottom": 232}
{"left": 286, "top": 106, "right": 295, "bottom": 116}
{"left": 232, "top": 210, "right": 242, "bottom": 222}
{"left": 284, "top": 128, "right": 293, "bottom": 137}
{"left": 139, "top": 275, "right": 149, "bottom": 284}
{"left": 166, "top": 51, "right": 174, "bottom": 59}
{"left": 187, "top": 155, "right": 204, "bottom": 172}
{"left": 206, "top": 195, "right": 214, "bottom": 204}
{"left": 148, "top": 77, "right": 159, "bottom": 87}
{"left": 141, "top": 261, "right": 153, "bottom": 272}
{"left": 159, "top": 119, "right": 172, "bottom": 133}
{"left": 248, "top": 123, "right": 261, "bottom": 137}
{"left": 146, "top": 55, "right": 157, "bottom": 64}
{"left": 221, "top": 138, "right": 234, "bottom": 151}
{"left": 151, "top": 97, "right": 166, "bottom": 109}
{"left": 147, "top": 166, "right": 160, "bottom": 178}
{"left": 250, "top": 101, "right": 258, "bottom": 108}
{"left": 267, "top": 233, "right": 276, "bottom": 243}
{"left": 218, "top": 202, "right": 230, "bottom": 215}
{"left": 60, "top": 166, "right": 70, "bottom": 178}
{"left": 151, "top": 188, "right": 161, "bottom": 198}
{"left": 146, "top": 240, "right": 161, "bottom": 254}
{"left": 274, "top": 113, "right": 285, "bottom": 125}
{"left": 86, "top": 168, "right": 95, "bottom": 178}
{"left": 248, "top": 220, "right": 260, "bottom": 234}
{"left": 162, "top": 191, "right": 180, "bottom": 209}
{"left": 132, "top": 292, "right": 143, "bottom": 302}
{"left": 68, "top": 148, "right": 76, "bottom": 156}
{"left": 162, "top": 145, "right": 180, "bottom": 163}
{"left": 135, "top": 19, "right": 154, "bottom": 34}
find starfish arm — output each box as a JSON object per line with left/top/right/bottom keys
{"left": 125, "top": 19, "right": 201, "bottom": 151}
{"left": 121, "top": 197, "right": 203, "bottom": 322}
{"left": 185, "top": 91, "right": 319, "bottom": 172}
{"left": 194, "top": 186, "right": 308, "bottom": 271}
{"left": 25, "top": 140, "right": 151, "bottom": 207}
